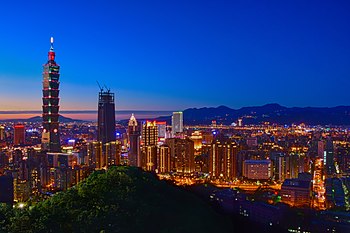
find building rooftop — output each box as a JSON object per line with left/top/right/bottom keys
{"left": 244, "top": 160, "right": 271, "bottom": 164}
{"left": 282, "top": 179, "right": 311, "bottom": 189}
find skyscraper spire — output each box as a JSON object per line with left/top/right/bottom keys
{"left": 50, "top": 37, "right": 54, "bottom": 51}
{"left": 48, "top": 37, "right": 55, "bottom": 61}
{"left": 129, "top": 113, "right": 138, "bottom": 130}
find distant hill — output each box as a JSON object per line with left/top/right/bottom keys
{"left": 8, "top": 104, "right": 347, "bottom": 126}
{"left": 0, "top": 115, "right": 84, "bottom": 123}
{"left": 155, "top": 103, "right": 350, "bottom": 126}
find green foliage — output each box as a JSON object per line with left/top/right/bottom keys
{"left": 1, "top": 166, "right": 233, "bottom": 233}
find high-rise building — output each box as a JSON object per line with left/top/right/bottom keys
{"left": 97, "top": 88, "right": 116, "bottom": 144}
{"left": 128, "top": 114, "right": 140, "bottom": 167}
{"left": 14, "top": 179, "right": 30, "bottom": 202}
{"left": 285, "top": 152, "right": 306, "bottom": 179}
{"left": 42, "top": 37, "right": 61, "bottom": 152}
{"left": 208, "top": 141, "right": 238, "bottom": 180}
{"left": 324, "top": 137, "right": 335, "bottom": 176}
{"left": 171, "top": 111, "right": 183, "bottom": 136}
{"left": 166, "top": 138, "right": 195, "bottom": 174}
{"left": 190, "top": 131, "right": 203, "bottom": 155}
{"left": 0, "top": 126, "right": 5, "bottom": 141}
{"left": 141, "top": 121, "right": 158, "bottom": 146}
{"left": 318, "top": 141, "right": 325, "bottom": 158}
{"left": 157, "top": 145, "right": 170, "bottom": 173}
{"left": 105, "top": 140, "right": 121, "bottom": 167}
{"left": 140, "top": 121, "right": 158, "bottom": 171}
{"left": 242, "top": 160, "right": 272, "bottom": 180}
{"left": 156, "top": 121, "right": 167, "bottom": 140}
{"left": 270, "top": 152, "right": 286, "bottom": 182}
{"left": 280, "top": 178, "right": 312, "bottom": 207}
{"left": 141, "top": 145, "right": 157, "bottom": 171}
{"left": 87, "top": 141, "right": 103, "bottom": 169}
{"left": 14, "top": 124, "right": 25, "bottom": 145}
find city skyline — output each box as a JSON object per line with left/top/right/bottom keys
{"left": 0, "top": 2, "right": 349, "bottom": 232}
{"left": 1, "top": 1, "right": 350, "bottom": 112}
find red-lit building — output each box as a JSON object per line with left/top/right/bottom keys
{"left": 156, "top": 121, "right": 167, "bottom": 141}
{"left": 14, "top": 124, "right": 25, "bottom": 145}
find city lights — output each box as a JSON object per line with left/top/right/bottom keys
{"left": 0, "top": 2, "right": 349, "bottom": 232}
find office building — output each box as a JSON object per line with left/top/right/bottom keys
{"left": 324, "top": 137, "right": 335, "bottom": 176}
{"left": 209, "top": 141, "right": 238, "bottom": 180}
{"left": 285, "top": 152, "right": 305, "bottom": 179}
{"left": 157, "top": 145, "right": 171, "bottom": 173}
{"left": 242, "top": 160, "right": 272, "bottom": 180}
{"left": 140, "top": 145, "right": 157, "bottom": 172}
{"left": 140, "top": 121, "right": 158, "bottom": 171}
{"left": 318, "top": 141, "right": 325, "bottom": 158}
{"left": 105, "top": 140, "right": 121, "bottom": 166}
{"left": 141, "top": 121, "right": 158, "bottom": 146}
{"left": 14, "top": 124, "right": 25, "bottom": 145}
{"left": 190, "top": 131, "right": 203, "bottom": 152}
{"left": 87, "top": 141, "right": 103, "bottom": 169}
{"left": 280, "top": 178, "right": 312, "bottom": 207}
{"left": 14, "top": 179, "right": 30, "bottom": 202}
{"left": 97, "top": 88, "right": 116, "bottom": 145}
{"left": 156, "top": 121, "right": 167, "bottom": 140}
{"left": 171, "top": 111, "right": 183, "bottom": 136}
{"left": 270, "top": 152, "right": 286, "bottom": 182}
{"left": 128, "top": 114, "right": 140, "bottom": 167}
{"left": 166, "top": 138, "right": 195, "bottom": 174}
{"left": 42, "top": 37, "right": 61, "bottom": 152}
{"left": 0, "top": 126, "right": 5, "bottom": 141}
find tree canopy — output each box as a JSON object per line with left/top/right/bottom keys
{"left": 0, "top": 166, "right": 233, "bottom": 233}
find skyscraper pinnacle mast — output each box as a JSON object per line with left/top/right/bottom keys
{"left": 41, "top": 37, "right": 61, "bottom": 152}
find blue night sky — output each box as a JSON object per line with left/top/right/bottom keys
{"left": 0, "top": 0, "right": 349, "bottom": 111}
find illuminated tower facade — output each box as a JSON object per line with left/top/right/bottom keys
{"left": 128, "top": 114, "right": 140, "bottom": 167}
{"left": 42, "top": 37, "right": 61, "bottom": 152}
{"left": 97, "top": 89, "right": 116, "bottom": 144}
{"left": 0, "top": 126, "right": 5, "bottom": 141}
{"left": 141, "top": 121, "right": 158, "bottom": 146}
{"left": 14, "top": 124, "right": 25, "bottom": 145}
{"left": 171, "top": 111, "right": 183, "bottom": 137}
{"left": 324, "top": 137, "right": 335, "bottom": 176}
{"left": 140, "top": 121, "right": 158, "bottom": 171}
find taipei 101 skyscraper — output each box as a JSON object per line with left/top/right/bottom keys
{"left": 41, "top": 37, "right": 61, "bottom": 152}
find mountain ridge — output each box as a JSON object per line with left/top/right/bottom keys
{"left": 2, "top": 104, "right": 350, "bottom": 125}
{"left": 161, "top": 103, "right": 350, "bottom": 126}
{"left": 0, "top": 115, "right": 84, "bottom": 123}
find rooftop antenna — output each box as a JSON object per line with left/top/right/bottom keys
{"left": 50, "top": 36, "right": 54, "bottom": 51}
{"left": 96, "top": 81, "right": 103, "bottom": 92}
